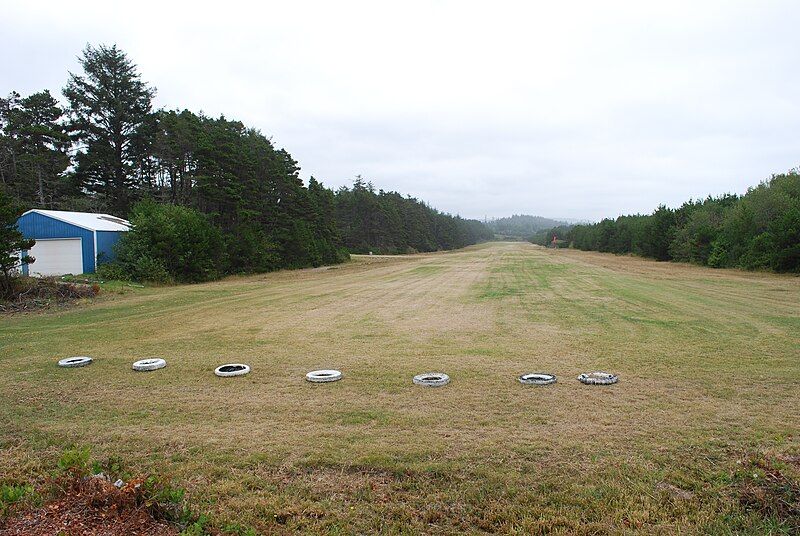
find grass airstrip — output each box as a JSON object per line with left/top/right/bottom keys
{"left": 1, "top": 242, "right": 798, "bottom": 534}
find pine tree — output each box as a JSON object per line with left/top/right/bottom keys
{"left": 63, "top": 44, "right": 156, "bottom": 214}
{"left": 0, "top": 188, "right": 35, "bottom": 296}
{"left": 0, "top": 91, "right": 70, "bottom": 207}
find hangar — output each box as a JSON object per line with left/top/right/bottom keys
{"left": 16, "top": 210, "right": 130, "bottom": 276}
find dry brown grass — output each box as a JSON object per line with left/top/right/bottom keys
{"left": 1, "top": 242, "right": 798, "bottom": 534}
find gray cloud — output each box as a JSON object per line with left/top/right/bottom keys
{"left": 3, "top": 0, "right": 799, "bottom": 220}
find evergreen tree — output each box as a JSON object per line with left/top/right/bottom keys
{"left": 63, "top": 44, "right": 156, "bottom": 214}
{"left": 151, "top": 109, "right": 202, "bottom": 205}
{"left": 0, "top": 91, "right": 71, "bottom": 207}
{"left": 0, "top": 188, "right": 35, "bottom": 296}
{"left": 0, "top": 93, "right": 22, "bottom": 198}
{"left": 333, "top": 178, "right": 492, "bottom": 254}
{"left": 533, "top": 171, "right": 800, "bottom": 273}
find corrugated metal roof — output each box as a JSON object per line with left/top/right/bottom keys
{"left": 23, "top": 210, "right": 131, "bottom": 232}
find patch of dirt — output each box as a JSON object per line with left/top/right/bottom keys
{"left": 776, "top": 453, "right": 800, "bottom": 466}
{"left": 0, "top": 476, "right": 178, "bottom": 536}
{"left": 656, "top": 481, "right": 695, "bottom": 500}
{"left": 737, "top": 453, "right": 800, "bottom": 530}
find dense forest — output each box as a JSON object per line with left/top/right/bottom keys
{"left": 335, "top": 177, "right": 492, "bottom": 254}
{"left": 486, "top": 214, "right": 568, "bottom": 239}
{"left": 0, "top": 44, "right": 490, "bottom": 282}
{"left": 532, "top": 172, "right": 800, "bottom": 273}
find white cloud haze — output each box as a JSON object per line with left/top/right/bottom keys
{"left": 2, "top": 0, "right": 799, "bottom": 220}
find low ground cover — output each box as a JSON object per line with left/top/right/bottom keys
{"left": 1, "top": 243, "right": 797, "bottom": 533}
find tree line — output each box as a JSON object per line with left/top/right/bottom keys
{"left": 486, "top": 214, "right": 568, "bottom": 239}
{"left": 0, "top": 44, "right": 490, "bottom": 282}
{"left": 531, "top": 172, "right": 800, "bottom": 273}
{"left": 335, "top": 177, "right": 492, "bottom": 254}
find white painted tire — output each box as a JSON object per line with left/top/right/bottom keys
{"left": 413, "top": 372, "right": 450, "bottom": 387}
{"left": 518, "top": 373, "right": 557, "bottom": 385}
{"left": 306, "top": 369, "right": 342, "bottom": 383}
{"left": 58, "top": 356, "right": 93, "bottom": 368}
{"left": 214, "top": 363, "right": 251, "bottom": 377}
{"left": 132, "top": 358, "right": 166, "bottom": 372}
{"left": 578, "top": 371, "right": 618, "bottom": 385}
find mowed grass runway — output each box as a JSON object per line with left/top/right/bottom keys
{"left": 1, "top": 242, "right": 798, "bottom": 534}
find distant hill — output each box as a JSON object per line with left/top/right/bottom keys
{"left": 486, "top": 214, "right": 570, "bottom": 238}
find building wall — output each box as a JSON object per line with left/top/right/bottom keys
{"left": 96, "top": 230, "right": 124, "bottom": 264}
{"left": 16, "top": 212, "right": 95, "bottom": 274}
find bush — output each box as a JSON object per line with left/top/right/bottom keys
{"left": 58, "top": 446, "right": 92, "bottom": 474}
{"left": 766, "top": 205, "right": 800, "bottom": 272}
{"left": 0, "top": 483, "right": 36, "bottom": 516}
{"left": 117, "top": 200, "right": 226, "bottom": 283}
{"left": 95, "top": 262, "right": 130, "bottom": 281}
{"left": 130, "top": 255, "right": 172, "bottom": 284}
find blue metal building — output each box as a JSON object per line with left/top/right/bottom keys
{"left": 16, "top": 210, "right": 130, "bottom": 276}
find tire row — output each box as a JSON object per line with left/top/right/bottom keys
{"left": 57, "top": 358, "right": 618, "bottom": 386}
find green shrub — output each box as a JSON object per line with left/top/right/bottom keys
{"left": 180, "top": 513, "right": 210, "bottom": 535}
{"left": 130, "top": 255, "right": 172, "bottom": 284}
{"left": 766, "top": 205, "right": 800, "bottom": 272}
{"left": 0, "top": 483, "right": 35, "bottom": 515}
{"left": 117, "top": 200, "right": 226, "bottom": 283}
{"left": 222, "top": 523, "right": 258, "bottom": 536}
{"left": 95, "top": 262, "right": 130, "bottom": 281}
{"left": 57, "top": 446, "right": 91, "bottom": 474}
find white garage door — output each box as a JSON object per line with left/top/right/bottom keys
{"left": 28, "top": 238, "right": 84, "bottom": 276}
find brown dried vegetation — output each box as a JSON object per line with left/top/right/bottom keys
{"left": 0, "top": 243, "right": 798, "bottom": 533}
{"left": 0, "top": 475, "right": 177, "bottom": 536}
{"left": 0, "top": 276, "right": 99, "bottom": 313}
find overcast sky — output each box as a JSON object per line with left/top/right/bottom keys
{"left": 2, "top": 1, "right": 799, "bottom": 220}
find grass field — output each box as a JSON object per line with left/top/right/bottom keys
{"left": 1, "top": 242, "right": 798, "bottom": 534}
